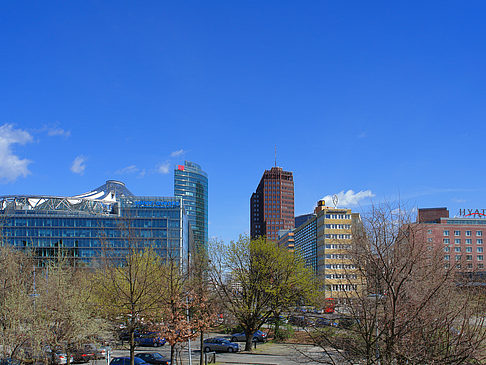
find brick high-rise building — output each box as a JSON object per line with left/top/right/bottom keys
{"left": 250, "top": 166, "right": 294, "bottom": 241}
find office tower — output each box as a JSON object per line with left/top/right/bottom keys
{"left": 174, "top": 161, "right": 208, "bottom": 248}
{"left": 250, "top": 166, "right": 294, "bottom": 241}
{"left": 0, "top": 180, "right": 192, "bottom": 266}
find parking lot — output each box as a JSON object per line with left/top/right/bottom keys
{"left": 94, "top": 336, "right": 328, "bottom": 365}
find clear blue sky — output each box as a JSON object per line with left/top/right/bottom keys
{"left": 1, "top": 1, "right": 485, "bottom": 243}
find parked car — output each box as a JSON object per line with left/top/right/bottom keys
{"left": 50, "top": 352, "right": 75, "bottom": 365}
{"left": 135, "top": 352, "right": 170, "bottom": 365}
{"left": 315, "top": 317, "right": 338, "bottom": 327}
{"left": 98, "top": 346, "right": 111, "bottom": 360}
{"left": 231, "top": 330, "right": 267, "bottom": 343}
{"left": 72, "top": 344, "right": 101, "bottom": 363}
{"left": 0, "top": 358, "right": 22, "bottom": 365}
{"left": 110, "top": 357, "right": 149, "bottom": 365}
{"left": 289, "top": 315, "right": 313, "bottom": 327}
{"left": 203, "top": 338, "right": 239, "bottom": 353}
{"left": 135, "top": 333, "right": 166, "bottom": 347}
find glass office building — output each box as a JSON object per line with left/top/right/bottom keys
{"left": 174, "top": 161, "right": 208, "bottom": 248}
{"left": 0, "top": 180, "right": 192, "bottom": 266}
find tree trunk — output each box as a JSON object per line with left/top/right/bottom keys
{"left": 199, "top": 331, "right": 204, "bottom": 365}
{"left": 244, "top": 331, "right": 254, "bottom": 351}
{"left": 273, "top": 313, "right": 281, "bottom": 340}
{"left": 130, "top": 329, "right": 135, "bottom": 365}
{"left": 170, "top": 344, "right": 175, "bottom": 365}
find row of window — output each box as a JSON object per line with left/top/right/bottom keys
{"left": 325, "top": 214, "right": 351, "bottom": 220}
{"left": 325, "top": 244, "right": 352, "bottom": 249}
{"left": 325, "top": 274, "right": 357, "bottom": 279}
{"left": 325, "top": 224, "right": 351, "bottom": 229}
{"left": 324, "top": 264, "right": 356, "bottom": 269}
{"left": 325, "top": 254, "right": 351, "bottom": 259}
{"left": 444, "top": 247, "right": 483, "bottom": 253}
{"left": 442, "top": 230, "right": 482, "bottom": 237}
{"left": 325, "top": 234, "right": 352, "bottom": 239}
{"left": 325, "top": 284, "right": 357, "bottom": 292}
{"left": 443, "top": 238, "right": 482, "bottom": 244}
{"left": 444, "top": 255, "right": 483, "bottom": 261}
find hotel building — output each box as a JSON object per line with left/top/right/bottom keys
{"left": 417, "top": 207, "right": 486, "bottom": 271}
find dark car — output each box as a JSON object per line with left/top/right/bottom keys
{"left": 72, "top": 344, "right": 102, "bottom": 363}
{"left": 203, "top": 338, "right": 239, "bottom": 353}
{"left": 135, "top": 333, "right": 166, "bottom": 347}
{"left": 231, "top": 330, "right": 267, "bottom": 343}
{"left": 110, "top": 357, "right": 149, "bottom": 365}
{"left": 135, "top": 353, "right": 170, "bottom": 365}
{"left": 0, "top": 359, "right": 22, "bottom": 365}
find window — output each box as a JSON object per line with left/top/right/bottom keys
{"left": 443, "top": 230, "right": 449, "bottom": 236}
{"left": 444, "top": 247, "right": 450, "bottom": 252}
{"left": 477, "top": 231, "right": 483, "bottom": 237}
{"left": 455, "top": 239, "right": 461, "bottom": 244}
{"left": 444, "top": 255, "right": 450, "bottom": 260}
{"left": 466, "top": 239, "right": 472, "bottom": 244}
{"left": 454, "top": 230, "right": 461, "bottom": 236}
{"left": 478, "top": 239, "right": 483, "bottom": 245}
{"left": 467, "top": 263, "right": 473, "bottom": 269}
{"left": 427, "top": 238, "right": 432, "bottom": 242}
{"left": 466, "top": 230, "right": 471, "bottom": 236}
{"left": 427, "top": 229, "right": 432, "bottom": 234}
{"left": 466, "top": 247, "right": 472, "bottom": 253}
{"left": 479, "top": 263, "right": 484, "bottom": 268}
{"left": 455, "top": 247, "right": 461, "bottom": 252}
{"left": 443, "top": 238, "right": 450, "bottom": 244}
{"left": 478, "top": 247, "right": 483, "bottom": 253}
{"left": 455, "top": 255, "right": 462, "bottom": 261}
{"left": 478, "top": 255, "right": 484, "bottom": 261}
{"left": 466, "top": 255, "right": 473, "bottom": 261}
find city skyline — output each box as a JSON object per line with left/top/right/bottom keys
{"left": 1, "top": 2, "right": 486, "bottom": 244}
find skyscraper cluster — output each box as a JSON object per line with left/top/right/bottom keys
{"left": 250, "top": 166, "right": 360, "bottom": 299}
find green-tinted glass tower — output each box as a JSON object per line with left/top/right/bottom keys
{"left": 174, "top": 161, "right": 208, "bottom": 249}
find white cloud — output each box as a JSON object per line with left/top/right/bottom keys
{"left": 0, "top": 124, "right": 33, "bottom": 182}
{"left": 321, "top": 189, "right": 375, "bottom": 207}
{"left": 71, "top": 155, "right": 86, "bottom": 174}
{"left": 116, "top": 165, "right": 139, "bottom": 174}
{"left": 170, "top": 149, "right": 185, "bottom": 157}
{"left": 47, "top": 127, "right": 71, "bottom": 138}
{"left": 157, "top": 161, "right": 170, "bottom": 174}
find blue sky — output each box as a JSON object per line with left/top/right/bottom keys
{"left": 1, "top": 1, "right": 485, "bottom": 243}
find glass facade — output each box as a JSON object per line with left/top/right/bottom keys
{"left": 0, "top": 181, "right": 191, "bottom": 266}
{"left": 174, "top": 161, "right": 208, "bottom": 249}
{"left": 294, "top": 215, "right": 317, "bottom": 273}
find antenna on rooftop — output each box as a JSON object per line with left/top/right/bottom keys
{"left": 274, "top": 145, "right": 277, "bottom": 167}
{"left": 332, "top": 194, "right": 338, "bottom": 208}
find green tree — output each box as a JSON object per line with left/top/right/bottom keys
{"left": 93, "top": 246, "right": 164, "bottom": 365}
{"left": 209, "top": 235, "right": 317, "bottom": 351}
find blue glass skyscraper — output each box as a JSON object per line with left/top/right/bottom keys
{"left": 174, "top": 161, "right": 208, "bottom": 249}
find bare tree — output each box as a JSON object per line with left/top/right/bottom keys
{"left": 306, "top": 203, "right": 486, "bottom": 365}
{"left": 0, "top": 245, "right": 35, "bottom": 359}
{"left": 37, "top": 256, "right": 107, "bottom": 365}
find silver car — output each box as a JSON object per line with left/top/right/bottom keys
{"left": 231, "top": 330, "right": 267, "bottom": 343}
{"left": 202, "top": 338, "right": 239, "bottom": 353}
